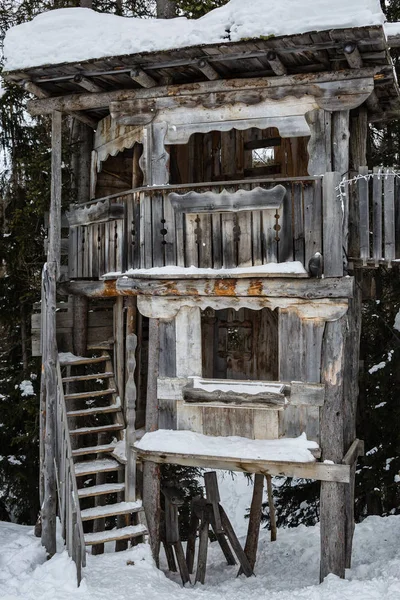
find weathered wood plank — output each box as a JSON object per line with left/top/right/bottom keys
{"left": 67, "top": 200, "right": 124, "bottom": 227}
{"left": 384, "top": 172, "right": 395, "bottom": 262}
{"left": 136, "top": 448, "right": 350, "bottom": 483}
{"left": 323, "top": 172, "right": 343, "bottom": 277}
{"left": 169, "top": 185, "right": 286, "bottom": 214}
{"left": 175, "top": 307, "right": 202, "bottom": 378}
{"left": 372, "top": 167, "right": 383, "bottom": 264}
{"left": 358, "top": 166, "right": 370, "bottom": 262}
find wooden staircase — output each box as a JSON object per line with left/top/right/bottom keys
{"left": 59, "top": 351, "right": 147, "bottom": 552}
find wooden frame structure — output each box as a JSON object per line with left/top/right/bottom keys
{"left": 4, "top": 16, "right": 400, "bottom": 586}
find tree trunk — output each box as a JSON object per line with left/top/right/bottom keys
{"left": 156, "top": 0, "right": 177, "bottom": 18}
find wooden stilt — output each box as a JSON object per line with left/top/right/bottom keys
{"left": 219, "top": 505, "right": 253, "bottom": 577}
{"left": 266, "top": 475, "right": 277, "bottom": 542}
{"left": 186, "top": 502, "right": 199, "bottom": 574}
{"left": 320, "top": 317, "right": 347, "bottom": 581}
{"left": 239, "top": 474, "right": 264, "bottom": 574}
{"left": 195, "top": 509, "right": 209, "bottom": 585}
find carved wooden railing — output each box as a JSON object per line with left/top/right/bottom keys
{"left": 68, "top": 176, "right": 330, "bottom": 279}
{"left": 54, "top": 359, "right": 86, "bottom": 584}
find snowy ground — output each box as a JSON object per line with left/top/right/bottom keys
{"left": 2, "top": 498, "right": 400, "bottom": 600}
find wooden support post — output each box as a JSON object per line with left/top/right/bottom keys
{"left": 72, "top": 296, "right": 88, "bottom": 357}
{"left": 240, "top": 473, "right": 264, "bottom": 574}
{"left": 266, "top": 475, "right": 277, "bottom": 542}
{"left": 204, "top": 471, "right": 222, "bottom": 533}
{"left": 332, "top": 111, "right": 350, "bottom": 256}
{"left": 114, "top": 297, "right": 125, "bottom": 405}
{"left": 343, "top": 280, "right": 362, "bottom": 568}
{"left": 125, "top": 333, "right": 137, "bottom": 502}
{"left": 186, "top": 502, "right": 199, "bottom": 574}
{"left": 42, "top": 264, "right": 58, "bottom": 557}
{"left": 349, "top": 107, "right": 368, "bottom": 259}
{"left": 175, "top": 306, "right": 202, "bottom": 378}
{"left": 323, "top": 172, "right": 343, "bottom": 277}
{"left": 320, "top": 317, "right": 346, "bottom": 581}
{"left": 306, "top": 109, "right": 332, "bottom": 176}
{"left": 195, "top": 506, "right": 209, "bottom": 585}
{"left": 266, "top": 51, "right": 287, "bottom": 76}
{"left": 41, "top": 110, "right": 63, "bottom": 557}
{"left": 143, "top": 318, "right": 161, "bottom": 564}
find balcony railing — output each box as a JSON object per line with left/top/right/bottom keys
{"left": 67, "top": 176, "right": 335, "bottom": 280}
{"left": 66, "top": 167, "right": 400, "bottom": 281}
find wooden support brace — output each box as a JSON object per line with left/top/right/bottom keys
{"left": 204, "top": 471, "right": 222, "bottom": 533}
{"left": 343, "top": 43, "right": 363, "bottom": 69}
{"left": 186, "top": 501, "right": 200, "bottom": 574}
{"left": 73, "top": 74, "right": 104, "bottom": 94}
{"left": 130, "top": 67, "right": 157, "bottom": 88}
{"left": 239, "top": 473, "right": 264, "bottom": 575}
{"left": 23, "top": 80, "right": 97, "bottom": 129}
{"left": 266, "top": 51, "right": 287, "bottom": 76}
{"left": 219, "top": 505, "right": 253, "bottom": 577}
{"left": 197, "top": 59, "right": 220, "bottom": 81}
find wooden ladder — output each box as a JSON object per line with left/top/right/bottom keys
{"left": 60, "top": 352, "right": 147, "bottom": 553}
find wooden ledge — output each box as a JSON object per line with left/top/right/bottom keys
{"left": 136, "top": 448, "right": 350, "bottom": 483}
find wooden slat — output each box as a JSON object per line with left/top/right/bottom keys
{"left": 293, "top": 183, "right": 305, "bottom": 263}
{"left": 211, "top": 212, "right": 223, "bottom": 269}
{"left": 184, "top": 214, "right": 199, "bottom": 267}
{"left": 261, "top": 208, "right": 278, "bottom": 263}
{"left": 384, "top": 171, "right": 395, "bottom": 262}
{"left": 304, "top": 181, "right": 322, "bottom": 268}
{"left": 163, "top": 194, "right": 177, "bottom": 266}
{"left": 323, "top": 172, "right": 343, "bottom": 277}
{"left": 221, "top": 212, "right": 237, "bottom": 269}
{"left": 152, "top": 193, "right": 164, "bottom": 267}
{"left": 237, "top": 211, "right": 252, "bottom": 267}
{"left": 197, "top": 213, "right": 212, "bottom": 268}
{"left": 372, "top": 167, "right": 383, "bottom": 264}
{"left": 358, "top": 166, "right": 370, "bottom": 262}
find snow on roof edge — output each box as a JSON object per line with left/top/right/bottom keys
{"left": 3, "top": 0, "right": 386, "bottom": 73}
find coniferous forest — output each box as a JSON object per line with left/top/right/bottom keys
{"left": 0, "top": 0, "right": 400, "bottom": 528}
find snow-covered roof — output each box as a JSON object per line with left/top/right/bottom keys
{"left": 4, "top": 0, "right": 385, "bottom": 72}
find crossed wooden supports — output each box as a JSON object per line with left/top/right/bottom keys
{"left": 161, "top": 471, "right": 277, "bottom": 585}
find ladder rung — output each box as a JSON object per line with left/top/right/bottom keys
{"left": 84, "top": 524, "right": 147, "bottom": 546}
{"left": 81, "top": 501, "right": 143, "bottom": 521}
{"left": 64, "top": 389, "right": 117, "bottom": 401}
{"left": 72, "top": 443, "right": 116, "bottom": 457}
{"left": 59, "top": 355, "right": 108, "bottom": 366}
{"left": 70, "top": 424, "right": 124, "bottom": 436}
{"left": 67, "top": 404, "right": 120, "bottom": 418}
{"left": 74, "top": 458, "right": 120, "bottom": 477}
{"left": 62, "top": 372, "right": 114, "bottom": 383}
{"left": 78, "top": 482, "right": 125, "bottom": 499}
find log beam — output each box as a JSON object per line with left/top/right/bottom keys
{"left": 26, "top": 67, "right": 384, "bottom": 115}
{"left": 73, "top": 74, "right": 104, "bottom": 94}
{"left": 343, "top": 43, "right": 363, "bottom": 69}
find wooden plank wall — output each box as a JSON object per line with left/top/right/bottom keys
{"left": 31, "top": 298, "right": 114, "bottom": 356}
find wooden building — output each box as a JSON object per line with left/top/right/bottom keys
{"left": 4, "top": 7, "right": 400, "bottom": 586}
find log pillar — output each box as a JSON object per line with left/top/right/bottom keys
{"left": 320, "top": 316, "right": 347, "bottom": 581}
{"left": 143, "top": 318, "right": 161, "bottom": 565}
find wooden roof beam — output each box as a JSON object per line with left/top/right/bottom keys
{"left": 266, "top": 51, "right": 287, "bottom": 76}
{"left": 73, "top": 74, "right": 104, "bottom": 94}
{"left": 130, "top": 67, "right": 157, "bottom": 88}
{"left": 196, "top": 59, "right": 220, "bottom": 81}
{"left": 343, "top": 42, "right": 363, "bottom": 69}
{"left": 23, "top": 80, "right": 97, "bottom": 129}
{"left": 26, "top": 67, "right": 384, "bottom": 116}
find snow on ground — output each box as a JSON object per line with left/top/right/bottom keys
{"left": 3, "top": 514, "right": 400, "bottom": 600}
{"left": 4, "top": 0, "right": 385, "bottom": 71}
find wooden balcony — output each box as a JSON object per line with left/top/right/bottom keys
{"left": 67, "top": 175, "right": 344, "bottom": 280}
{"left": 66, "top": 169, "right": 400, "bottom": 281}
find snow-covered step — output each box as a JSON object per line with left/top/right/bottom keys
{"left": 59, "top": 354, "right": 108, "bottom": 366}
{"left": 74, "top": 458, "right": 120, "bottom": 477}
{"left": 78, "top": 482, "right": 125, "bottom": 499}
{"left": 67, "top": 404, "right": 120, "bottom": 418}
{"left": 64, "top": 388, "right": 117, "bottom": 401}
{"left": 72, "top": 442, "right": 116, "bottom": 457}
{"left": 62, "top": 372, "right": 114, "bottom": 383}
{"left": 80, "top": 501, "right": 143, "bottom": 521}
{"left": 70, "top": 423, "right": 124, "bottom": 436}
{"left": 84, "top": 524, "right": 147, "bottom": 546}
